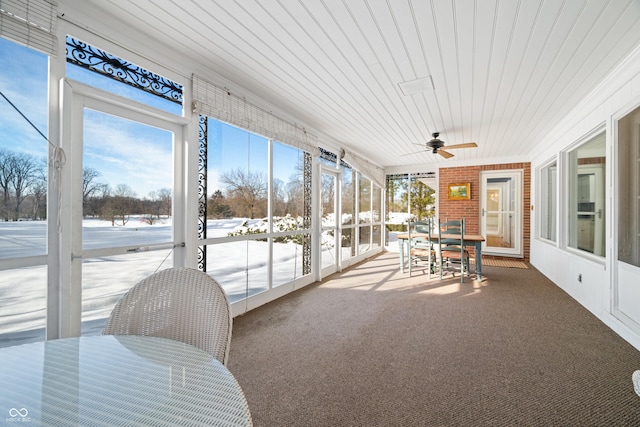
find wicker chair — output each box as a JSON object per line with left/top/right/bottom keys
{"left": 103, "top": 267, "right": 232, "bottom": 365}
{"left": 634, "top": 370, "right": 640, "bottom": 397}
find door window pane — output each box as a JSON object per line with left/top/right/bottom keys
{"left": 618, "top": 106, "right": 640, "bottom": 266}
{"left": 485, "top": 178, "right": 516, "bottom": 250}
{"left": 81, "top": 249, "right": 173, "bottom": 335}
{"left": 82, "top": 109, "right": 173, "bottom": 249}
{"left": 568, "top": 132, "right": 606, "bottom": 256}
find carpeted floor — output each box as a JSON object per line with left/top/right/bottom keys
{"left": 228, "top": 252, "right": 640, "bottom": 426}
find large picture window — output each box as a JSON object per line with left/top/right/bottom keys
{"left": 0, "top": 38, "right": 49, "bottom": 346}
{"left": 201, "top": 118, "right": 313, "bottom": 301}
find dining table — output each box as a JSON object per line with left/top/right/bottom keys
{"left": 0, "top": 335, "right": 253, "bottom": 426}
{"left": 396, "top": 232, "right": 486, "bottom": 280}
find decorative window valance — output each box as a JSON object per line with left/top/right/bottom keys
{"left": 192, "top": 74, "right": 319, "bottom": 156}
{"left": 0, "top": 0, "right": 57, "bottom": 56}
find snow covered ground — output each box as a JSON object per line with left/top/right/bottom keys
{"left": 1, "top": 217, "right": 398, "bottom": 348}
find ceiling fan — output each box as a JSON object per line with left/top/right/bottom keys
{"left": 408, "top": 132, "right": 478, "bottom": 159}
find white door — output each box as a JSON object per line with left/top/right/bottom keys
{"left": 480, "top": 170, "right": 522, "bottom": 257}
{"left": 59, "top": 80, "right": 185, "bottom": 338}
{"left": 320, "top": 167, "right": 340, "bottom": 277}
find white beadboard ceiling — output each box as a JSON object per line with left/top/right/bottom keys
{"left": 68, "top": 0, "right": 640, "bottom": 169}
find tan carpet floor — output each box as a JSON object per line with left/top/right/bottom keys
{"left": 228, "top": 252, "right": 640, "bottom": 426}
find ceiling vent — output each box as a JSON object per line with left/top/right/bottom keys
{"left": 398, "top": 76, "right": 434, "bottom": 96}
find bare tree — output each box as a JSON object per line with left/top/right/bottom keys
{"left": 104, "top": 183, "right": 137, "bottom": 225}
{"left": 0, "top": 149, "right": 15, "bottom": 221}
{"left": 9, "top": 152, "right": 42, "bottom": 221}
{"left": 154, "top": 187, "right": 172, "bottom": 217}
{"left": 220, "top": 168, "right": 267, "bottom": 219}
{"left": 285, "top": 173, "right": 304, "bottom": 218}
{"left": 30, "top": 166, "right": 47, "bottom": 219}
{"left": 272, "top": 178, "right": 286, "bottom": 217}
{"left": 145, "top": 188, "right": 171, "bottom": 224}
{"left": 83, "top": 167, "right": 109, "bottom": 213}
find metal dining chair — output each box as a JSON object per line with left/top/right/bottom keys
{"left": 438, "top": 218, "right": 471, "bottom": 283}
{"left": 103, "top": 267, "right": 233, "bottom": 365}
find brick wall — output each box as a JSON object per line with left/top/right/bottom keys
{"left": 438, "top": 162, "right": 531, "bottom": 261}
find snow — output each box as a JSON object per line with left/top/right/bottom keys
{"left": 0, "top": 216, "right": 372, "bottom": 348}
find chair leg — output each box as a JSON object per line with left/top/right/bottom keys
{"left": 466, "top": 255, "right": 470, "bottom": 278}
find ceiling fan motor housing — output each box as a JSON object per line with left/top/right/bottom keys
{"left": 428, "top": 132, "right": 445, "bottom": 152}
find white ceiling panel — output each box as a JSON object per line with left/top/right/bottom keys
{"left": 63, "top": 0, "right": 640, "bottom": 169}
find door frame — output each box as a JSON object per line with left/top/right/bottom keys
{"left": 480, "top": 170, "right": 523, "bottom": 257}
{"left": 56, "top": 79, "right": 188, "bottom": 339}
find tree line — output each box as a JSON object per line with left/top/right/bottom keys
{"left": 81, "top": 168, "right": 171, "bottom": 225}
{"left": 207, "top": 167, "right": 357, "bottom": 221}
{"left": 2, "top": 148, "right": 360, "bottom": 224}
{"left": 208, "top": 168, "right": 305, "bottom": 220}
{"left": 0, "top": 148, "right": 171, "bottom": 224}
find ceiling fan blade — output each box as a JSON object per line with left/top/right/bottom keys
{"left": 438, "top": 150, "right": 454, "bottom": 159}
{"left": 441, "top": 142, "right": 478, "bottom": 150}
{"left": 401, "top": 150, "right": 427, "bottom": 156}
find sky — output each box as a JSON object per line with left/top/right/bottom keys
{"left": 0, "top": 36, "right": 303, "bottom": 201}
{"left": 0, "top": 38, "right": 49, "bottom": 160}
